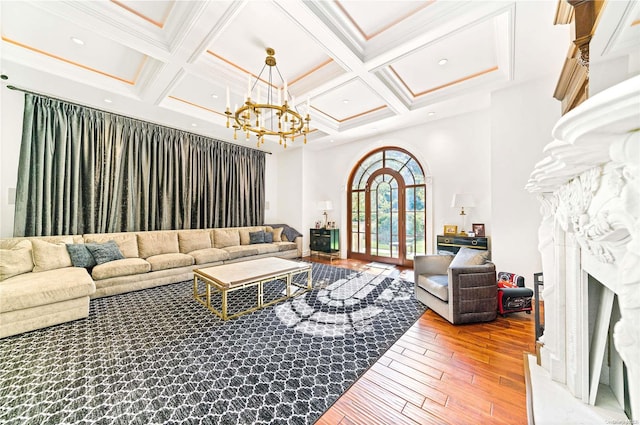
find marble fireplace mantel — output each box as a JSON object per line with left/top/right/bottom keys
{"left": 526, "top": 75, "right": 639, "bottom": 421}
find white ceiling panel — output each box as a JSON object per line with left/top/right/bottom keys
{"left": 168, "top": 73, "right": 228, "bottom": 117}
{"left": 312, "top": 78, "right": 387, "bottom": 122}
{"left": 389, "top": 19, "right": 499, "bottom": 97}
{"left": 2, "top": 1, "right": 147, "bottom": 84}
{"left": 207, "top": 2, "right": 333, "bottom": 88}
{"left": 335, "top": 0, "right": 432, "bottom": 40}
{"left": 112, "top": 0, "right": 175, "bottom": 28}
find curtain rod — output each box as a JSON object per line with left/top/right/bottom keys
{"left": 5, "top": 84, "right": 273, "bottom": 155}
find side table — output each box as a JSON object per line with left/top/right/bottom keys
{"left": 310, "top": 228, "right": 339, "bottom": 261}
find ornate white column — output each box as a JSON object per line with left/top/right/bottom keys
{"left": 537, "top": 194, "right": 566, "bottom": 381}
{"left": 527, "top": 75, "right": 640, "bottom": 419}
{"left": 610, "top": 132, "right": 640, "bottom": 419}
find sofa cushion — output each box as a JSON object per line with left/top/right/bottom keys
{"left": 0, "top": 267, "right": 95, "bottom": 313}
{"left": 249, "top": 230, "right": 265, "bottom": 244}
{"left": 92, "top": 258, "right": 150, "bottom": 280}
{"left": 263, "top": 232, "right": 273, "bottom": 243}
{"left": 137, "top": 231, "right": 179, "bottom": 259}
{"left": 417, "top": 274, "right": 449, "bottom": 302}
{"left": 146, "top": 253, "right": 194, "bottom": 272}
{"left": 213, "top": 229, "right": 240, "bottom": 248}
{"left": 0, "top": 240, "right": 33, "bottom": 281}
{"left": 83, "top": 233, "right": 139, "bottom": 258}
{"left": 189, "top": 248, "right": 230, "bottom": 265}
{"left": 273, "top": 241, "right": 297, "bottom": 252}
{"left": 66, "top": 244, "right": 97, "bottom": 269}
{"left": 253, "top": 244, "right": 280, "bottom": 255}
{"left": 85, "top": 241, "right": 125, "bottom": 265}
{"left": 223, "top": 245, "right": 258, "bottom": 260}
{"left": 178, "top": 230, "right": 211, "bottom": 254}
{"left": 31, "top": 239, "right": 73, "bottom": 272}
{"left": 449, "top": 247, "right": 490, "bottom": 268}
{"left": 271, "top": 227, "right": 284, "bottom": 242}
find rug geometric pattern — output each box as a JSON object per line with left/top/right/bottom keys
{"left": 0, "top": 262, "right": 425, "bottom": 425}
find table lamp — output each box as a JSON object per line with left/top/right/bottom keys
{"left": 451, "top": 194, "right": 475, "bottom": 233}
{"left": 318, "top": 201, "right": 333, "bottom": 228}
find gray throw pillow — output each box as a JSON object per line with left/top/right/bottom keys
{"left": 249, "top": 230, "right": 265, "bottom": 244}
{"left": 449, "top": 247, "right": 490, "bottom": 268}
{"left": 66, "top": 244, "right": 97, "bottom": 269}
{"left": 263, "top": 232, "right": 273, "bottom": 243}
{"left": 85, "top": 241, "right": 125, "bottom": 265}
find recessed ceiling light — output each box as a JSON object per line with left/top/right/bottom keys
{"left": 330, "top": 139, "right": 335, "bottom": 143}
{"left": 428, "top": 111, "right": 436, "bottom": 116}
{"left": 438, "top": 58, "right": 448, "bottom": 66}
{"left": 70, "top": 37, "right": 85, "bottom": 46}
{"left": 211, "top": 94, "right": 218, "bottom": 99}
{"left": 103, "top": 98, "right": 112, "bottom": 103}
{"left": 342, "top": 99, "right": 350, "bottom": 104}
{"left": 191, "top": 123, "right": 198, "bottom": 127}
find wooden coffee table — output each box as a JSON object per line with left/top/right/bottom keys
{"left": 193, "top": 257, "right": 312, "bottom": 320}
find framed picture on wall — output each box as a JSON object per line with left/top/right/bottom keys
{"left": 472, "top": 223, "right": 485, "bottom": 237}
{"left": 443, "top": 225, "right": 458, "bottom": 235}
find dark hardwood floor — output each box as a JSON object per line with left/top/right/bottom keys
{"left": 306, "top": 256, "right": 534, "bottom": 425}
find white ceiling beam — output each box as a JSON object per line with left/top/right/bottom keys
{"left": 141, "top": 1, "right": 248, "bottom": 105}
{"left": 271, "top": 0, "right": 408, "bottom": 114}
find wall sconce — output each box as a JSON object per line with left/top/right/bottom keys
{"left": 451, "top": 193, "right": 475, "bottom": 233}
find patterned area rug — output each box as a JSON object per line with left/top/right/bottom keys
{"left": 0, "top": 262, "right": 425, "bottom": 425}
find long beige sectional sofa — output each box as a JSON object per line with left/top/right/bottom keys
{"left": 0, "top": 226, "right": 301, "bottom": 338}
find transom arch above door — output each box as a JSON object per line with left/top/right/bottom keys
{"left": 347, "top": 146, "right": 427, "bottom": 267}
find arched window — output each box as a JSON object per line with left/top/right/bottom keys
{"left": 348, "top": 147, "right": 427, "bottom": 266}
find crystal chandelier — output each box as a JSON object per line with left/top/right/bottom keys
{"left": 225, "top": 48, "right": 311, "bottom": 149}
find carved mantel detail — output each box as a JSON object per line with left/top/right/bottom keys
{"left": 553, "top": 0, "right": 605, "bottom": 114}
{"left": 555, "top": 160, "right": 635, "bottom": 265}
{"left": 527, "top": 75, "right": 640, "bottom": 419}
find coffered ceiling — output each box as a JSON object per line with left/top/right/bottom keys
{"left": 0, "top": 0, "right": 571, "bottom": 150}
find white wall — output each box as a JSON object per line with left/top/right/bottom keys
{"left": 271, "top": 148, "right": 305, "bottom": 239}
{"left": 490, "top": 74, "right": 562, "bottom": 285}
{"left": 0, "top": 87, "right": 24, "bottom": 238}
{"left": 264, "top": 153, "right": 278, "bottom": 223}
{"left": 271, "top": 108, "right": 493, "bottom": 259}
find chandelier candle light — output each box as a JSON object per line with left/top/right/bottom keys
{"left": 225, "top": 48, "right": 311, "bottom": 149}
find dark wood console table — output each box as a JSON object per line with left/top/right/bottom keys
{"left": 310, "top": 228, "right": 340, "bottom": 261}
{"left": 436, "top": 235, "right": 488, "bottom": 254}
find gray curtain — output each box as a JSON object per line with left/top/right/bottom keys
{"left": 14, "top": 93, "right": 265, "bottom": 236}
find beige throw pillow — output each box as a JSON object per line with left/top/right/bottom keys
{"left": 136, "top": 232, "right": 180, "bottom": 259}
{"left": 31, "top": 239, "right": 73, "bottom": 272}
{"left": 178, "top": 230, "right": 212, "bottom": 253}
{"left": 271, "top": 227, "right": 284, "bottom": 242}
{"left": 0, "top": 240, "right": 34, "bottom": 281}
{"left": 213, "top": 229, "right": 240, "bottom": 248}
